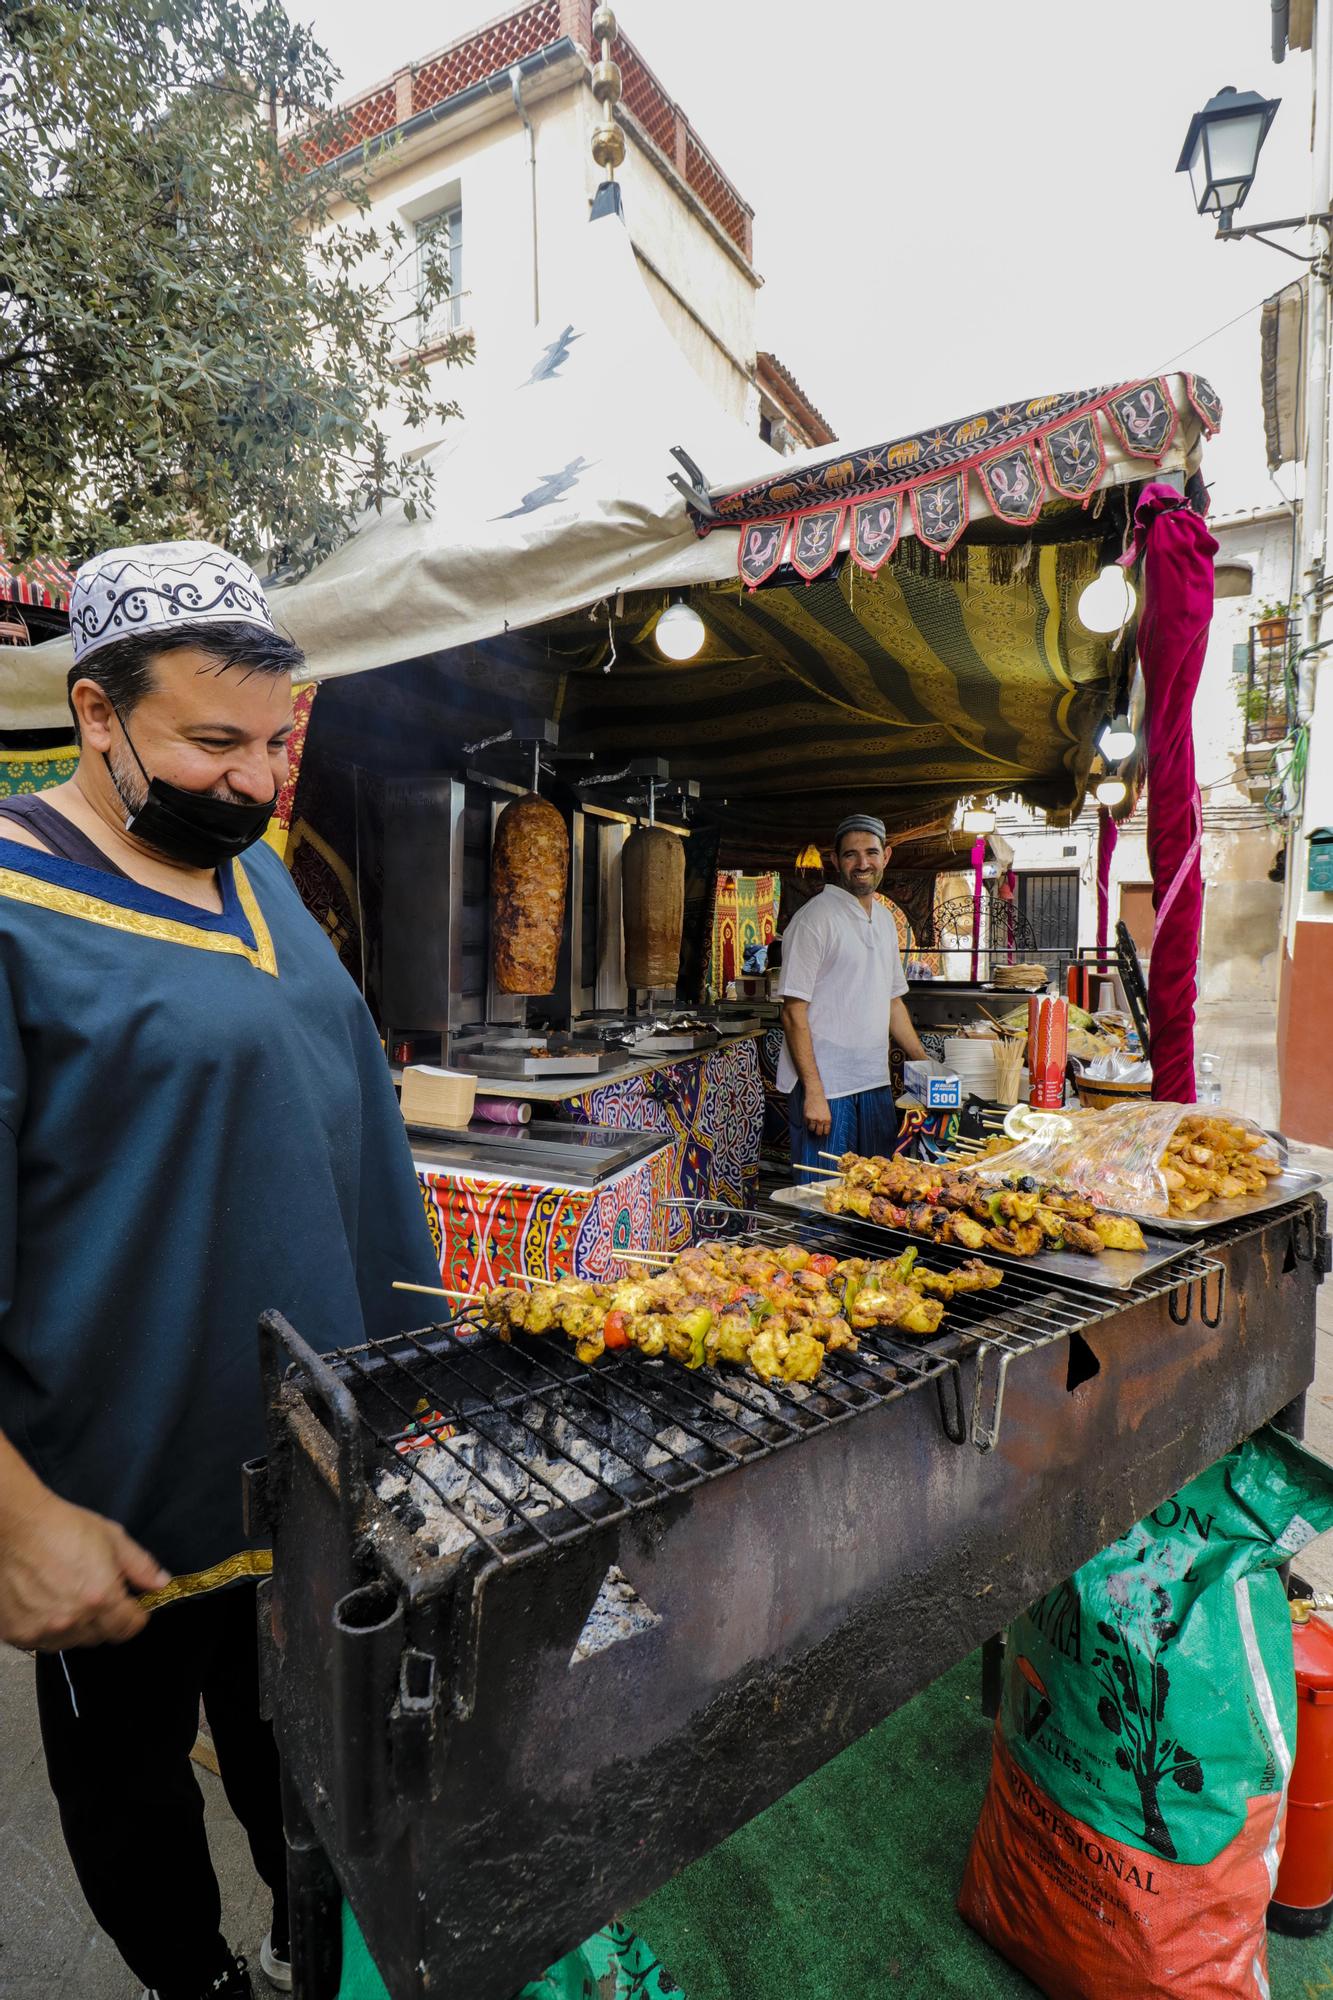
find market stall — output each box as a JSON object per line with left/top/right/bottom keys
{"left": 19, "top": 180, "right": 1300, "bottom": 2000}
{"left": 16, "top": 179, "right": 1219, "bottom": 1276}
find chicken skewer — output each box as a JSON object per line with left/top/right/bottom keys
{"left": 473, "top": 1238, "right": 1002, "bottom": 1385}
{"left": 823, "top": 1152, "right": 1147, "bottom": 1257}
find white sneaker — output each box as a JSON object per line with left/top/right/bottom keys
{"left": 260, "top": 1932, "right": 292, "bottom": 1992}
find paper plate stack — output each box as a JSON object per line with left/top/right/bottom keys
{"left": 992, "top": 963, "right": 1049, "bottom": 992}
{"left": 943, "top": 1036, "right": 998, "bottom": 1097}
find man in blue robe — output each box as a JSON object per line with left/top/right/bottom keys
{"left": 0, "top": 542, "right": 442, "bottom": 2000}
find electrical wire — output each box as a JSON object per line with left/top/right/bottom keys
{"left": 1156, "top": 291, "right": 1274, "bottom": 372}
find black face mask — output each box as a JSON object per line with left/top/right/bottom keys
{"left": 103, "top": 704, "right": 278, "bottom": 871}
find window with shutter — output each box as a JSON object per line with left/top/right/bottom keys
{"left": 415, "top": 203, "right": 463, "bottom": 345}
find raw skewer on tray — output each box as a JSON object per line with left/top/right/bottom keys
{"left": 821, "top": 1152, "right": 1148, "bottom": 1258}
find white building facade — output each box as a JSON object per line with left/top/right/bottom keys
{"left": 305, "top": 5, "right": 833, "bottom": 455}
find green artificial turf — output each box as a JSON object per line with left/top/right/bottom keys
{"left": 340, "top": 1651, "right": 1333, "bottom": 1998}
{"left": 626, "top": 1654, "right": 1037, "bottom": 2000}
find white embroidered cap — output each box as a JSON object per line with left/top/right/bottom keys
{"left": 69, "top": 540, "right": 276, "bottom": 666}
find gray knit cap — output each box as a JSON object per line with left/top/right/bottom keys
{"left": 833, "top": 814, "right": 887, "bottom": 847}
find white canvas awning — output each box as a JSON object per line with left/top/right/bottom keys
{"left": 9, "top": 192, "right": 766, "bottom": 730}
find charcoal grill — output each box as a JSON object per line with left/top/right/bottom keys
{"left": 254, "top": 1195, "right": 1328, "bottom": 2000}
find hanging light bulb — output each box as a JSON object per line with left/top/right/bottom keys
{"left": 960, "top": 806, "right": 996, "bottom": 834}
{"left": 654, "top": 596, "right": 706, "bottom": 660}
{"left": 1098, "top": 714, "right": 1137, "bottom": 761}
{"left": 1094, "top": 776, "right": 1128, "bottom": 807}
{"left": 1077, "top": 565, "right": 1136, "bottom": 636}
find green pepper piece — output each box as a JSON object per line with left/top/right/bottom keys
{"left": 679, "top": 1306, "right": 713, "bottom": 1369}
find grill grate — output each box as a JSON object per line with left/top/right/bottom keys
{"left": 728, "top": 1213, "right": 1224, "bottom": 1451}
{"left": 303, "top": 1210, "right": 1228, "bottom": 1569}
{"left": 328, "top": 1294, "right": 966, "bottom": 1570}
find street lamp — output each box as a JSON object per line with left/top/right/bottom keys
{"left": 1177, "top": 86, "right": 1280, "bottom": 232}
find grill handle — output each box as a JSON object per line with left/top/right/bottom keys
{"left": 259, "top": 1310, "right": 367, "bottom": 1544}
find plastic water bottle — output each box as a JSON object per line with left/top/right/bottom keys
{"left": 1196, "top": 1053, "right": 1222, "bottom": 1106}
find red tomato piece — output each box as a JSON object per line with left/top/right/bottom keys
{"left": 602, "top": 1309, "right": 630, "bottom": 1350}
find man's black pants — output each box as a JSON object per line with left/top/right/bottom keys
{"left": 35, "top": 1581, "right": 287, "bottom": 1999}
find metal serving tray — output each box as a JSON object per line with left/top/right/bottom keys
{"left": 451, "top": 1050, "right": 611, "bottom": 1079}
{"left": 408, "top": 1120, "right": 665, "bottom": 1187}
{"left": 1115, "top": 1167, "right": 1325, "bottom": 1237}
{"left": 631, "top": 1029, "right": 720, "bottom": 1054}
{"left": 768, "top": 1180, "right": 1189, "bottom": 1292}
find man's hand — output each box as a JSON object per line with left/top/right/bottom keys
{"left": 0, "top": 1485, "right": 169, "bottom": 1652}
{"left": 889, "top": 996, "right": 929, "bottom": 1067}
{"left": 803, "top": 1087, "right": 834, "bottom": 1138}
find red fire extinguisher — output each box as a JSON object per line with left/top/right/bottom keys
{"left": 1270, "top": 1599, "right": 1333, "bottom": 1936}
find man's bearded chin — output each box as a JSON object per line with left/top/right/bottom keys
{"left": 107, "top": 743, "right": 148, "bottom": 817}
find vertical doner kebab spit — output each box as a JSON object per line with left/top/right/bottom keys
{"left": 491, "top": 793, "right": 569, "bottom": 996}
{"left": 621, "top": 824, "right": 685, "bottom": 989}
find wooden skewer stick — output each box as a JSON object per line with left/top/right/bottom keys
{"left": 818, "top": 1150, "right": 847, "bottom": 1163}
{"left": 792, "top": 1163, "right": 844, "bottom": 1178}
{"left": 611, "top": 1250, "right": 672, "bottom": 1266}
{"left": 393, "top": 1280, "right": 475, "bottom": 1302}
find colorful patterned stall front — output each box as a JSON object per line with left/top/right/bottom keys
{"left": 416, "top": 1151, "right": 664, "bottom": 1291}
{"left": 414, "top": 1039, "right": 764, "bottom": 1287}
{"left": 559, "top": 1040, "right": 763, "bottom": 1253}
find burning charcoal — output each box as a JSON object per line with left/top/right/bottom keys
{"left": 646, "top": 1424, "right": 696, "bottom": 1464}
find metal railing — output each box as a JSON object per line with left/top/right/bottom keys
{"left": 1244, "top": 620, "right": 1295, "bottom": 749}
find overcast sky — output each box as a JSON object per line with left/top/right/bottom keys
{"left": 304, "top": 0, "right": 1315, "bottom": 518}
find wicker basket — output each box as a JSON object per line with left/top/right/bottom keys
{"left": 1072, "top": 1073, "right": 1152, "bottom": 1111}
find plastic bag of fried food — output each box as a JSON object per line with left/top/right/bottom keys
{"left": 946, "top": 1102, "right": 1284, "bottom": 1220}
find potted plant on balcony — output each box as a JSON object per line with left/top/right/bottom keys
{"left": 1236, "top": 678, "right": 1289, "bottom": 743}
{"left": 1256, "top": 600, "right": 1292, "bottom": 647}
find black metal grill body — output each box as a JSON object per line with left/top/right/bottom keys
{"left": 256, "top": 1199, "right": 1326, "bottom": 2000}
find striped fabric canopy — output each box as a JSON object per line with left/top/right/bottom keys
{"left": 0, "top": 549, "right": 73, "bottom": 611}
{"left": 557, "top": 536, "right": 1112, "bottom": 850}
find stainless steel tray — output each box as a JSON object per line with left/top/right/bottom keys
{"left": 452, "top": 1051, "right": 610, "bottom": 1078}
{"left": 631, "top": 1030, "right": 720, "bottom": 1054}
{"left": 768, "top": 1181, "right": 1190, "bottom": 1292}
{"left": 408, "top": 1121, "right": 667, "bottom": 1188}
{"left": 1112, "top": 1167, "right": 1325, "bottom": 1236}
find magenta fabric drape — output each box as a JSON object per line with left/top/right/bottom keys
{"left": 1095, "top": 807, "right": 1118, "bottom": 962}
{"left": 1119, "top": 483, "right": 1217, "bottom": 1102}
{"left": 998, "top": 866, "right": 1017, "bottom": 963}
{"left": 969, "top": 835, "right": 985, "bottom": 981}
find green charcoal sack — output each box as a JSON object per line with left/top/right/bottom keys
{"left": 961, "top": 1426, "right": 1333, "bottom": 2000}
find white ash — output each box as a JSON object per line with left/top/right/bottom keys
{"left": 570, "top": 1565, "right": 661, "bottom": 1666}
{"left": 378, "top": 1422, "right": 598, "bottom": 1558}
{"left": 377, "top": 1376, "right": 812, "bottom": 1556}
